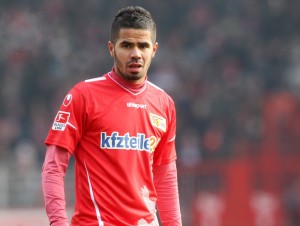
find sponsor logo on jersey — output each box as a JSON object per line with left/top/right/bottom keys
{"left": 127, "top": 102, "right": 147, "bottom": 109}
{"left": 150, "top": 113, "right": 166, "bottom": 132}
{"left": 100, "top": 132, "right": 160, "bottom": 153}
{"left": 52, "top": 111, "right": 70, "bottom": 131}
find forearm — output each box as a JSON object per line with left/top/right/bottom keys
{"left": 42, "top": 145, "right": 71, "bottom": 226}
{"left": 153, "top": 161, "right": 182, "bottom": 226}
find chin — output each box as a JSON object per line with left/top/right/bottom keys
{"left": 125, "top": 72, "right": 143, "bottom": 79}
{"left": 126, "top": 75, "right": 143, "bottom": 81}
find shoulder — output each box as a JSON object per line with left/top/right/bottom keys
{"left": 147, "top": 80, "right": 175, "bottom": 104}
{"left": 72, "top": 74, "right": 109, "bottom": 92}
{"left": 84, "top": 76, "right": 107, "bottom": 83}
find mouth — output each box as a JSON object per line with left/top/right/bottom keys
{"left": 128, "top": 63, "right": 142, "bottom": 72}
{"left": 128, "top": 62, "right": 142, "bottom": 68}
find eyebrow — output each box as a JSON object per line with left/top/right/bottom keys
{"left": 119, "top": 40, "right": 151, "bottom": 47}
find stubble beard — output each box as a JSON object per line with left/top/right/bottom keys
{"left": 114, "top": 54, "right": 146, "bottom": 82}
{"left": 123, "top": 72, "right": 143, "bottom": 81}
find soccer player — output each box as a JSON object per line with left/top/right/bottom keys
{"left": 42, "top": 6, "right": 182, "bottom": 226}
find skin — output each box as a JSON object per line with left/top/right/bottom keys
{"left": 108, "top": 28, "right": 158, "bottom": 83}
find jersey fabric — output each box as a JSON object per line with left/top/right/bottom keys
{"left": 45, "top": 70, "right": 177, "bottom": 226}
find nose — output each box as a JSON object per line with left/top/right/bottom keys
{"left": 130, "top": 47, "right": 141, "bottom": 59}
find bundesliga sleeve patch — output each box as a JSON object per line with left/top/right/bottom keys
{"left": 52, "top": 111, "right": 71, "bottom": 131}
{"left": 150, "top": 113, "right": 166, "bottom": 132}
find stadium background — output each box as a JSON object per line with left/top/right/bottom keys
{"left": 0, "top": 0, "right": 300, "bottom": 225}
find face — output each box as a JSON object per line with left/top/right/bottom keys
{"left": 108, "top": 28, "right": 158, "bottom": 83}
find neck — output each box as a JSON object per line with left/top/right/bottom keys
{"left": 110, "top": 68, "right": 147, "bottom": 93}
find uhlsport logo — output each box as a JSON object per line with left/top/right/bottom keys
{"left": 52, "top": 111, "right": 70, "bottom": 131}
{"left": 63, "top": 94, "right": 72, "bottom": 106}
{"left": 127, "top": 102, "right": 147, "bottom": 109}
{"left": 100, "top": 132, "right": 160, "bottom": 153}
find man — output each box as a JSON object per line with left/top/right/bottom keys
{"left": 42, "top": 6, "right": 182, "bottom": 226}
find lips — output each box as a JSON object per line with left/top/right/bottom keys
{"left": 128, "top": 62, "right": 142, "bottom": 73}
{"left": 128, "top": 63, "right": 142, "bottom": 68}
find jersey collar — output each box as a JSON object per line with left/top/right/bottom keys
{"left": 108, "top": 68, "right": 148, "bottom": 95}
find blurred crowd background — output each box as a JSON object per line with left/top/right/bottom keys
{"left": 0, "top": 0, "right": 300, "bottom": 225}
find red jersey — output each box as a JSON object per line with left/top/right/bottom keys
{"left": 45, "top": 70, "right": 177, "bottom": 226}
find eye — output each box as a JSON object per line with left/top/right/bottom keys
{"left": 121, "top": 43, "right": 132, "bottom": 48}
{"left": 139, "top": 43, "right": 149, "bottom": 49}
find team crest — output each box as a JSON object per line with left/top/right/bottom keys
{"left": 149, "top": 113, "right": 166, "bottom": 132}
{"left": 52, "top": 111, "right": 70, "bottom": 131}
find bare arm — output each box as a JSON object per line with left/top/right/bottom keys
{"left": 42, "top": 145, "right": 71, "bottom": 226}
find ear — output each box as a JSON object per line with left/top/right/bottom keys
{"left": 108, "top": 41, "right": 114, "bottom": 57}
{"left": 152, "top": 42, "right": 158, "bottom": 58}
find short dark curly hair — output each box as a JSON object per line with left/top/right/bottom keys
{"left": 111, "top": 6, "right": 157, "bottom": 43}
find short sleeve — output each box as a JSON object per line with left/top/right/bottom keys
{"left": 45, "top": 84, "right": 86, "bottom": 154}
{"left": 153, "top": 96, "right": 177, "bottom": 165}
